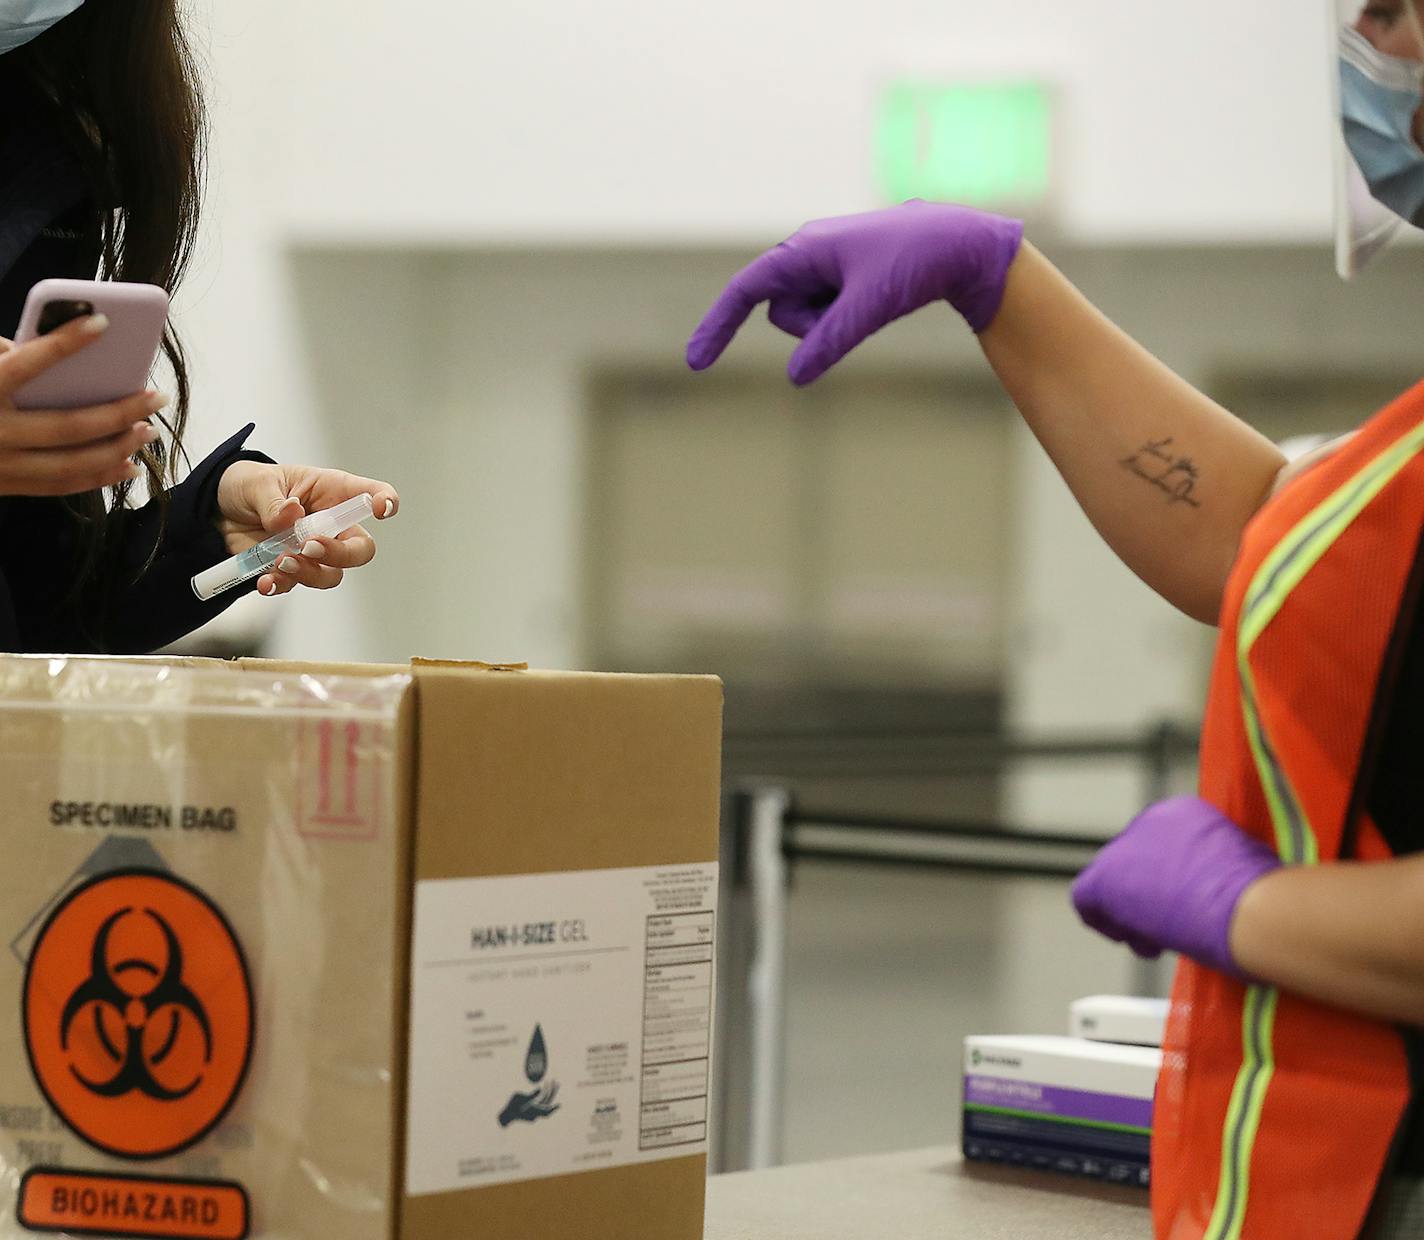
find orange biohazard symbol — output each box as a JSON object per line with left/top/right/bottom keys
{"left": 23, "top": 870, "right": 254, "bottom": 1160}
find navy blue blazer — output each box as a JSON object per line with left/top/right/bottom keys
{"left": 0, "top": 79, "right": 268, "bottom": 654}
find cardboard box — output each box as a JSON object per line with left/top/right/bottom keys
{"left": 962, "top": 1035, "right": 1160, "bottom": 1188}
{"left": 0, "top": 655, "right": 722, "bottom": 1240}
{"left": 1068, "top": 995, "right": 1169, "bottom": 1048}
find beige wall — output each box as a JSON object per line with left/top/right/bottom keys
{"left": 235, "top": 243, "right": 1424, "bottom": 1023}
{"left": 259, "top": 243, "right": 1424, "bottom": 676}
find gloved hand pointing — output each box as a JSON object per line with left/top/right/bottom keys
{"left": 686, "top": 201, "right": 1024, "bottom": 386}
{"left": 1071, "top": 797, "right": 1283, "bottom": 980}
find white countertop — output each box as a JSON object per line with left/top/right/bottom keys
{"left": 705, "top": 1147, "right": 1152, "bottom": 1240}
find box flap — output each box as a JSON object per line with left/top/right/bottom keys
{"left": 410, "top": 666, "right": 722, "bottom": 880}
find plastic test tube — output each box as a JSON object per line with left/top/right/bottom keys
{"left": 191, "top": 493, "right": 375, "bottom": 601}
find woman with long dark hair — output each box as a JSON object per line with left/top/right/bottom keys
{"left": 0, "top": 0, "right": 398, "bottom": 653}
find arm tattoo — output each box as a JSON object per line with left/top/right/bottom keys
{"left": 1120, "top": 437, "right": 1202, "bottom": 508}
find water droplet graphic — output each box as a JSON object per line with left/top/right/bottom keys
{"left": 525, "top": 1025, "right": 548, "bottom": 1083}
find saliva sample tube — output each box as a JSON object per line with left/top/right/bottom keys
{"left": 192, "top": 493, "right": 375, "bottom": 601}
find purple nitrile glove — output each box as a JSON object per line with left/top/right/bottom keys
{"left": 685, "top": 200, "right": 1024, "bottom": 387}
{"left": 1071, "top": 796, "right": 1283, "bottom": 980}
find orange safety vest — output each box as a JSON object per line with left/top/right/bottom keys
{"left": 1152, "top": 383, "right": 1424, "bottom": 1240}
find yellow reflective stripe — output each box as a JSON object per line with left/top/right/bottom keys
{"left": 1203, "top": 986, "right": 1279, "bottom": 1240}
{"left": 1240, "top": 420, "right": 1424, "bottom": 656}
{"left": 1238, "top": 659, "right": 1311, "bottom": 865}
{"left": 1203, "top": 417, "right": 1424, "bottom": 1240}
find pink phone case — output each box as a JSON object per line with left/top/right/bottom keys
{"left": 12, "top": 278, "right": 170, "bottom": 410}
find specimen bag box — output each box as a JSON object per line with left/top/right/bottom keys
{"left": 0, "top": 654, "right": 723, "bottom": 1240}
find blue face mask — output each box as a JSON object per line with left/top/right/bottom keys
{"left": 1339, "top": 25, "right": 1424, "bottom": 226}
{"left": 0, "top": 0, "right": 84, "bottom": 56}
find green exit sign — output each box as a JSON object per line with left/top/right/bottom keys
{"left": 876, "top": 81, "right": 1053, "bottom": 209}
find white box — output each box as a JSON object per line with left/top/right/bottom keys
{"left": 1069, "top": 995, "right": 1170, "bottom": 1047}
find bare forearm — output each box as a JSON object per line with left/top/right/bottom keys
{"left": 978, "top": 244, "right": 1286, "bottom": 623}
{"left": 1231, "top": 857, "right": 1424, "bottom": 1027}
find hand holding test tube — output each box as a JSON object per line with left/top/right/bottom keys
{"left": 192, "top": 493, "right": 377, "bottom": 601}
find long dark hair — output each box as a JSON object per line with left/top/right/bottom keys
{"left": 13, "top": 0, "right": 205, "bottom": 597}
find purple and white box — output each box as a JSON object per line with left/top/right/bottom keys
{"left": 962, "top": 1034, "right": 1162, "bottom": 1188}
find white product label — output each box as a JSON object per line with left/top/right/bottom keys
{"left": 405, "top": 863, "right": 718, "bottom": 1195}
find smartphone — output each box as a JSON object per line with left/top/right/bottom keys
{"left": 11, "top": 278, "right": 170, "bottom": 411}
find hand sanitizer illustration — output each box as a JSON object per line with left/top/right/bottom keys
{"left": 526, "top": 1025, "right": 548, "bottom": 1082}
{"left": 498, "top": 1024, "right": 560, "bottom": 1127}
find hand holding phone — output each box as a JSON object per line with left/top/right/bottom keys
{"left": 13, "top": 278, "right": 169, "bottom": 410}
{"left": 0, "top": 286, "right": 169, "bottom": 499}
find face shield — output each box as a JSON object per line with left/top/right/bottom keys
{"left": 1334, "top": 0, "right": 1424, "bottom": 276}
{"left": 0, "top": 1, "right": 85, "bottom": 56}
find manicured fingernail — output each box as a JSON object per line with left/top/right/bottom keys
{"left": 134, "top": 423, "right": 159, "bottom": 444}
{"left": 301, "top": 540, "right": 323, "bottom": 559}
{"left": 382, "top": 498, "right": 395, "bottom": 518}
{"left": 82, "top": 314, "right": 109, "bottom": 335}
{"left": 277, "top": 556, "right": 300, "bottom": 574}
{"left": 259, "top": 579, "right": 276, "bottom": 596}
{"left": 146, "top": 392, "right": 170, "bottom": 413}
